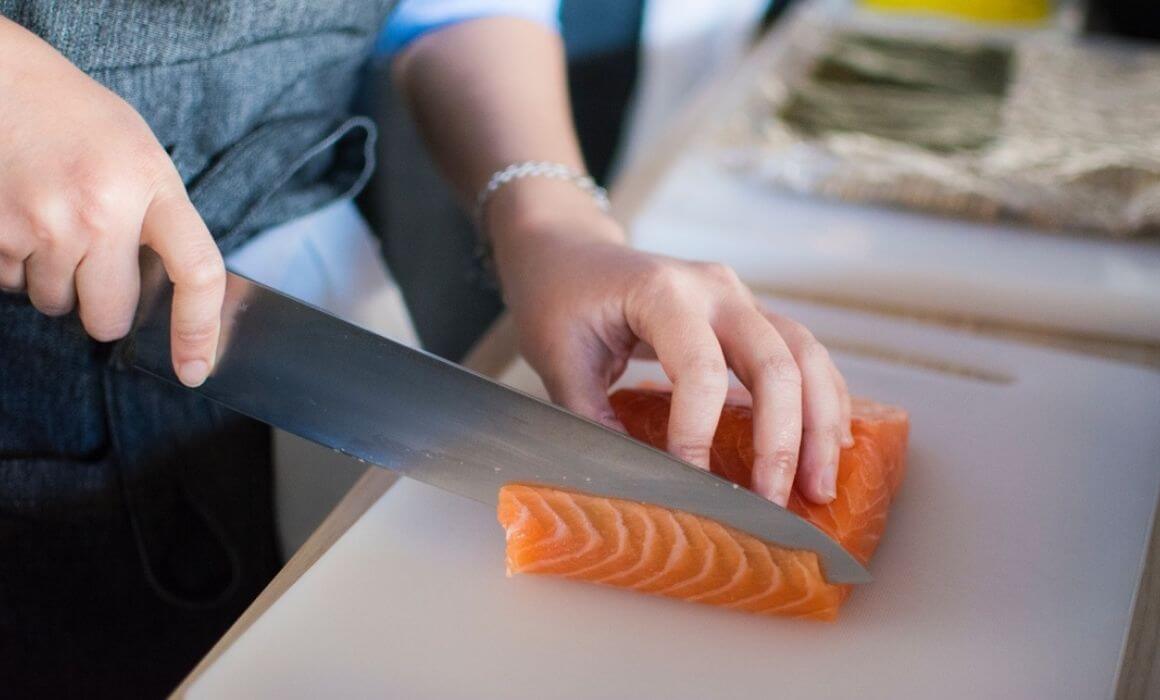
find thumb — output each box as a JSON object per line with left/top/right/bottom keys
{"left": 532, "top": 345, "right": 627, "bottom": 433}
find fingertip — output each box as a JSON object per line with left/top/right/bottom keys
{"left": 590, "top": 409, "right": 624, "bottom": 434}
{"left": 811, "top": 471, "right": 838, "bottom": 504}
{"left": 85, "top": 321, "right": 133, "bottom": 344}
{"left": 666, "top": 373, "right": 728, "bottom": 472}
{"left": 545, "top": 374, "right": 624, "bottom": 435}
{"left": 77, "top": 297, "right": 136, "bottom": 344}
{"left": 794, "top": 475, "right": 834, "bottom": 505}
{"left": 768, "top": 484, "right": 791, "bottom": 508}
{"left": 176, "top": 359, "right": 209, "bottom": 387}
{"left": 596, "top": 410, "right": 627, "bottom": 433}
{"left": 798, "top": 436, "right": 839, "bottom": 504}
{"left": 754, "top": 457, "right": 794, "bottom": 507}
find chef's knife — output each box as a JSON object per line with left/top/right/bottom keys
{"left": 123, "top": 263, "right": 870, "bottom": 584}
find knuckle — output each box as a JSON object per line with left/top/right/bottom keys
{"left": 182, "top": 248, "right": 226, "bottom": 291}
{"left": 680, "top": 355, "right": 728, "bottom": 386}
{"left": 798, "top": 338, "right": 831, "bottom": 367}
{"left": 641, "top": 262, "right": 686, "bottom": 296}
{"left": 668, "top": 438, "right": 712, "bottom": 462}
{"left": 769, "top": 448, "right": 798, "bottom": 472}
{"left": 173, "top": 318, "right": 217, "bottom": 347}
{"left": 142, "top": 158, "right": 182, "bottom": 196}
{"left": 142, "top": 151, "right": 185, "bottom": 191}
{"left": 805, "top": 421, "right": 844, "bottom": 443}
{"left": 773, "top": 314, "right": 805, "bottom": 335}
{"left": 73, "top": 181, "right": 124, "bottom": 237}
{"left": 73, "top": 208, "right": 113, "bottom": 245}
{"left": 0, "top": 233, "right": 20, "bottom": 258}
{"left": 23, "top": 197, "right": 69, "bottom": 246}
{"left": 757, "top": 355, "right": 802, "bottom": 388}
{"left": 116, "top": 120, "right": 172, "bottom": 173}
{"left": 699, "top": 261, "right": 741, "bottom": 287}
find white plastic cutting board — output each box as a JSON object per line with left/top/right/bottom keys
{"left": 188, "top": 299, "right": 1160, "bottom": 700}
{"left": 630, "top": 151, "right": 1160, "bottom": 343}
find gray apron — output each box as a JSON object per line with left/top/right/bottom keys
{"left": 0, "top": 2, "right": 394, "bottom": 696}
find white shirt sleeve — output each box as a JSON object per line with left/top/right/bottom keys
{"left": 378, "top": 0, "right": 562, "bottom": 56}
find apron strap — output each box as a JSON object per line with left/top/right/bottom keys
{"left": 189, "top": 115, "right": 378, "bottom": 254}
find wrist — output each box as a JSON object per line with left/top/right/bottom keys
{"left": 486, "top": 177, "right": 625, "bottom": 253}
{"left": 484, "top": 177, "right": 627, "bottom": 299}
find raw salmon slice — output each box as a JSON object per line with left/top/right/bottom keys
{"left": 497, "top": 388, "right": 909, "bottom": 621}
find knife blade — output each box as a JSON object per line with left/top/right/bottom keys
{"left": 122, "top": 263, "right": 870, "bottom": 584}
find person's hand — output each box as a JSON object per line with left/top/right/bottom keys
{"left": 0, "top": 16, "right": 224, "bottom": 387}
{"left": 490, "top": 180, "right": 853, "bottom": 506}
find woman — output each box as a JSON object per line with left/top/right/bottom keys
{"left": 0, "top": 2, "right": 849, "bottom": 695}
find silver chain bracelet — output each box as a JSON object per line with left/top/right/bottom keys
{"left": 474, "top": 161, "right": 610, "bottom": 227}
{"left": 471, "top": 161, "right": 611, "bottom": 288}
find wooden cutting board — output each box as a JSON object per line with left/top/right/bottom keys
{"left": 186, "top": 299, "right": 1160, "bottom": 699}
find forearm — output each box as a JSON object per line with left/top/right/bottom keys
{"left": 391, "top": 17, "right": 623, "bottom": 252}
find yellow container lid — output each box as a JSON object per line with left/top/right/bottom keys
{"left": 861, "top": 0, "right": 1051, "bottom": 23}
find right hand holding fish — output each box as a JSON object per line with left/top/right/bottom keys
{"left": 0, "top": 16, "right": 224, "bottom": 387}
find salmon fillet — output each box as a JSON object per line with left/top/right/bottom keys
{"left": 497, "top": 388, "right": 909, "bottom": 621}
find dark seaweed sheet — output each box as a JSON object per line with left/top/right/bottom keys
{"left": 779, "top": 34, "right": 1012, "bottom": 153}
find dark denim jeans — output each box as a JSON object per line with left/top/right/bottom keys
{"left": 0, "top": 293, "right": 280, "bottom": 697}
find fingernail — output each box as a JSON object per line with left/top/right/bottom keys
{"left": 178, "top": 359, "right": 209, "bottom": 387}
{"left": 822, "top": 469, "right": 838, "bottom": 501}
{"left": 772, "top": 460, "right": 795, "bottom": 505}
